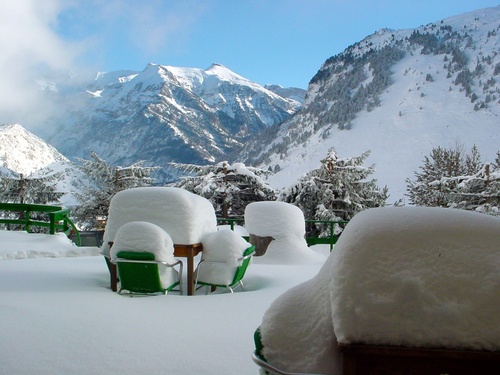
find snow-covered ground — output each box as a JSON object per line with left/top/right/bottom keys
{"left": 0, "top": 229, "right": 328, "bottom": 375}
{"left": 1, "top": 205, "right": 498, "bottom": 375}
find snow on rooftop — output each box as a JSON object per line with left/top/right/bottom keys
{"left": 101, "top": 187, "right": 217, "bottom": 256}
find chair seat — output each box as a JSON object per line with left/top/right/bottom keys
{"left": 114, "top": 251, "right": 183, "bottom": 295}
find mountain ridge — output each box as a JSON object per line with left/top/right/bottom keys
{"left": 241, "top": 5, "right": 500, "bottom": 202}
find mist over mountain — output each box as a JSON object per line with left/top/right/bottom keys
{"left": 242, "top": 6, "right": 500, "bottom": 203}
{"left": 43, "top": 63, "right": 303, "bottom": 181}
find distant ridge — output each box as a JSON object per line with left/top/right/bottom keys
{"left": 240, "top": 5, "right": 500, "bottom": 202}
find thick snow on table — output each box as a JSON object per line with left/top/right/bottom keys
{"left": 258, "top": 206, "right": 499, "bottom": 375}
{"left": 330, "top": 206, "right": 500, "bottom": 351}
{"left": 101, "top": 187, "right": 217, "bottom": 256}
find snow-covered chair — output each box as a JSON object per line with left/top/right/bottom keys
{"left": 194, "top": 229, "right": 255, "bottom": 293}
{"left": 110, "top": 221, "right": 183, "bottom": 295}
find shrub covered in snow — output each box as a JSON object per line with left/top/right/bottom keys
{"left": 279, "top": 148, "right": 387, "bottom": 238}
{"left": 170, "top": 161, "right": 276, "bottom": 217}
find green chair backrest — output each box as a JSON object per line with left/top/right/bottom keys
{"left": 115, "top": 251, "right": 164, "bottom": 294}
{"left": 230, "top": 245, "right": 255, "bottom": 287}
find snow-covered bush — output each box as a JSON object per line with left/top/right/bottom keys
{"left": 0, "top": 170, "right": 63, "bottom": 205}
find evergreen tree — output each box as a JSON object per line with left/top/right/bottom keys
{"left": 169, "top": 161, "right": 276, "bottom": 217}
{"left": 74, "top": 151, "right": 159, "bottom": 230}
{"left": 0, "top": 170, "right": 63, "bottom": 205}
{"left": 448, "top": 151, "right": 500, "bottom": 216}
{"left": 0, "top": 169, "right": 64, "bottom": 232}
{"left": 406, "top": 144, "right": 483, "bottom": 207}
{"left": 279, "top": 148, "right": 388, "bottom": 237}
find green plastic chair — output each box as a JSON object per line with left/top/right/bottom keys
{"left": 114, "top": 251, "right": 183, "bottom": 295}
{"left": 194, "top": 245, "right": 255, "bottom": 293}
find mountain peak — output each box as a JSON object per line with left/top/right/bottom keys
{"left": 0, "top": 123, "right": 68, "bottom": 175}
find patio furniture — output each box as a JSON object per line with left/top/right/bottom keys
{"left": 110, "top": 221, "right": 183, "bottom": 296}
{"left": 100, "top": 187, "right": 217, "bottom": 295}
{"left": 195, "top": 244, "right": 255, "bottom": 293}
{"left": 113, "top": 251, "right": 183, "bottom": 295}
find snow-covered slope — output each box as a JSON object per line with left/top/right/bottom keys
{"left": 0, "top": 123, "right": 71, "bottom": 175}
{"left": 44, "top": 63, "right": 301, "bottom": 181}
{"left": 0, "top": 123, "right": 84, "bottom": 206}
{"left": 244, "top": 6, "right": 500, "bottom": 203}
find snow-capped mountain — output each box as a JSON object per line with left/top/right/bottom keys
{"left": 0, "top": 124, "right": 69, "bottom": 175}
{"left": 45, "top": 63, "right": 302, "bottom": 181}
{"left": 243, "top": 6, "right": 500, "bottom": 203}
{"left": 0, "top": 124, "right": 83, "bottom": 206}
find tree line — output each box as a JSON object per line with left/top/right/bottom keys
{"left": 1, "top": 145, "right": 498, "bottom": 237}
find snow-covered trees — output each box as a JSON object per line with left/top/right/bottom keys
{"left": 406, "top": 145, "right": 500, "bottom": 216}
{"left": 0, "top": 170, "right": 64, "bottom": 233}
{"left": 169, "top": 161, "right": 276, "bottom": 217}
{"left": 279, "top": 148, "right": 388, "bottom": 237}
{"left": 74, "top": 152, "right": 158, "bottom": 229}
{"left": 0, "top": 170, "right": 63, "bottom": 204}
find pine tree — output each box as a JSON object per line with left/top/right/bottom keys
{"left": 74, "top": 151, "right": 159, "bottom": 230}
{"left": 449, "top": 151, "right": 500, "bottom": 216}
{"left": 0, "top": 171, "right": 64, "bottom": 205}
{"left": 406, "top": 145, "right": 499, "bottom": 216}
{"left": 406, "top": 144, "right": 482, "bottom": 207}
{"left": 279, "top": 148, "right": 388, "bottom": 237}
{"left": 0, "top": 170, "right": 64, "bottom": 232}
{"left": 169, "top": 161, "right": 276, "bottom": 217}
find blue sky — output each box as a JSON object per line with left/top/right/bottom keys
{"left": 52, "top": 0, "right": 499, "bottom": 89}
{"left": 0, "top": 0, "right": 499, "bottom": 127}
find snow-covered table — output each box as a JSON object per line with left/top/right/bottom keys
{"left": 101, "top": 187, "right": 217, "bottom": 295}
{"left": 339, "top": 343, "right": 500, "bottom": 375}
{"left": 255, "top": 206, "right": 500, "bottom": 374}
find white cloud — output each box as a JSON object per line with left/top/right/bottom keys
{"left": 0, "top": 0, "right": 85, "bottom": 130}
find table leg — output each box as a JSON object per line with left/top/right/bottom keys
{"left": 187, "top": 248, "right": 195, "bottom": 296}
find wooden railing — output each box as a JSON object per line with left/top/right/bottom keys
{"left": 216, "top": 217, "right": 348, "bottom": 251}
{"left": 0, "top": 203, "right": 81, "bottom": 246}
